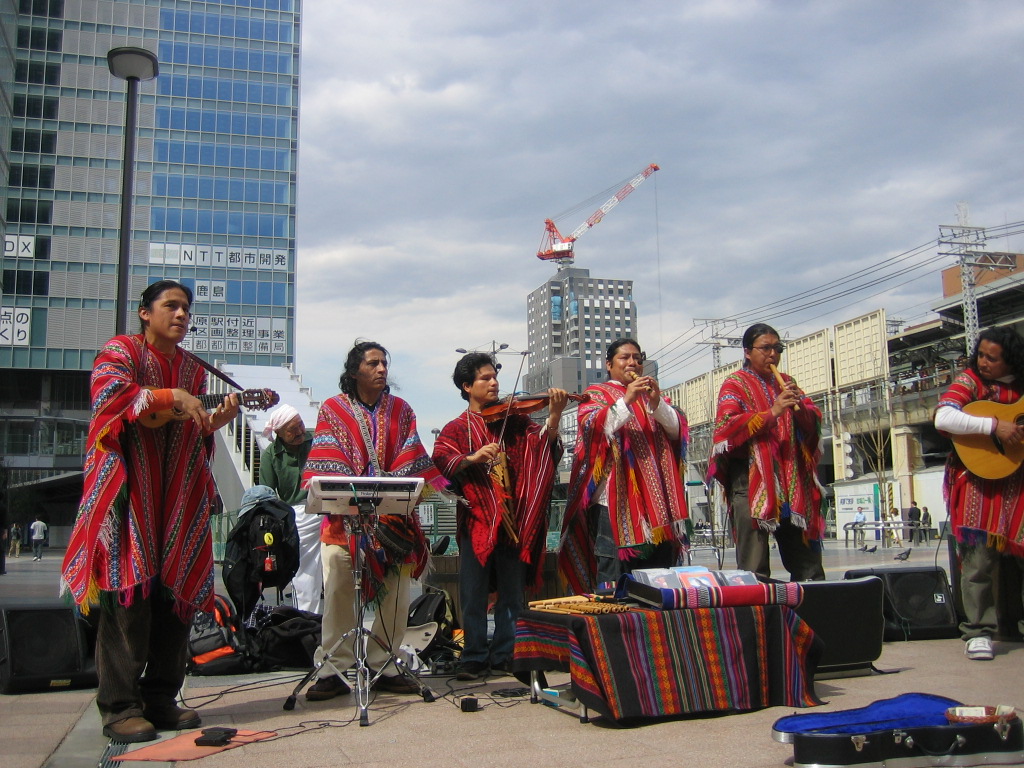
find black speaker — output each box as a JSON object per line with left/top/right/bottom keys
{"left": 0, "top": 601, "right": 98, "bottom": 694}
{"left": 792, "top": 577, "right": 884, "bottom": 678}
{"left": 844, "top": 566, "right": 958, "bottom": 641}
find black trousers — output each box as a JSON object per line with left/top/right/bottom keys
{"left": 95, "top": 591, "right": 190, "bottom": 727}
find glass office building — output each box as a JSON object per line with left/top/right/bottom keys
{"left": 1, "top": 0, "right": 301, "bottom": 488}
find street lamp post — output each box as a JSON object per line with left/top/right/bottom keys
{"left": 107, "top": 47, "right": 159, "bottom": 336}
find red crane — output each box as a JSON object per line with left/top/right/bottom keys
{"left": 537, "top": 163, "right": 659, "bottom": 264}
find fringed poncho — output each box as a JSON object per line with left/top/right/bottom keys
{"left": 301, "top": 392, "right": 447, "bottom": 579}
{"left": 559, "top": 381, "right": 689, "bottom": 595}
{"left": 62, "top": 335, "right": 217, "bottom": 619}
{"left": 432, "top": 411, "right": 561, "bottom": 588}
{"left": 709, "top": 368, "right": 824, "bottom": 541}
{"left": 937, "top": 368, "right": 1024, "bottom": 557}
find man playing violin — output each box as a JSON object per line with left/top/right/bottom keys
{"left": 709, "top": 323, "right": 825, "bottom": 582}
{"left": 62, "top": 280, "right": 239, "bottom": 742}
{"left": 432, "top": 352, "right": 567, "bottom": 681}
{"left": 558, "top": 338, "right": 690, "bottom": 594}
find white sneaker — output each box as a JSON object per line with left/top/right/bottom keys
{"left": 965, "top": 636, "right": 993, "bottom": 660}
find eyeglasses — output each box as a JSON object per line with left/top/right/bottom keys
{"left": 752, "top": 343, "right": 785, "bottom": 354}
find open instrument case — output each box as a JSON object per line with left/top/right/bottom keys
{"left": 772, "top": 692, "right": 1023, "bottom": 768}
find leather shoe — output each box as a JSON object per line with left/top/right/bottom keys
{"left": 371, "top": 674, "right": 420, "bottom": 694}
{"left": 306, "top": 674, "right": 351, "bottom": 701}
{"left": 143, "top": 706, "right": 202, "bottom": 730}
{"left": 102, "top": 716, "right": 158, "bottom": 743}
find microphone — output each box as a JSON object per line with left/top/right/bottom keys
{"left": 190, "top": 325, "right": 197, "bottom": 332}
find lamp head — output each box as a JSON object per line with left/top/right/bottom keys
{"left": 107, "top": 47, "right": 159, "bottom": 81}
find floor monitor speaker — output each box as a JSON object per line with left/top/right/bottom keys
{"left": 792, "top": 577, "right": 884, "bottom": 678}
{"left": 844, "top": 566, "right": 958, "bottom": 641}
{"left": 0, "top": 601, "right": 98, "bottom": 694}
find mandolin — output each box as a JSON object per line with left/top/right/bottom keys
{"left": 950, "top": 396, "right": 1024, "bottom": 479}
{"left": 139, "top": 386, "right": 279, "bottom": 428}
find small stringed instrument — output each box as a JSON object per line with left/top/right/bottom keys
{"left": 950, "top": 397, "right": 1024, "bottom": 479}
{"left": 139, "top": 386, "right": 279, "bottom": 428}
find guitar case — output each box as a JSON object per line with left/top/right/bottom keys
{"left": 772, "top": 693, "right": 1024, "bottom": 768}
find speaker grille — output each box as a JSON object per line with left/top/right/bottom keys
{"left": 6, "top": 608, "right": 85, "bottom": 676}
{"left": 888, "top": 572, "right": 955, "bottom": 627}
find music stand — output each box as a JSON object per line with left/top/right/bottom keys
{"left": 284, "top": 476, "right": 436, "bottom": 725}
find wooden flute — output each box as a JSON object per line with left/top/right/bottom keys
{"left": 769, "top": 363, "right": 800, "bottom": 412}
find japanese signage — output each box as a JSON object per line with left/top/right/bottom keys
{"left": 179, "top": 314, "right": 287, "bottom": 355}
{"left": 150, "top": 243, "right": 289, "bottom": 271}
{"left": 0, "top": 306, "right": 31, "bottom": 346}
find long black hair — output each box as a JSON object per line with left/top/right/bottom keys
{"left": 969, "top": 326, "right": 1024, "bottom": 380}
{"left": 339, "top": 340, "right": 390, "bottom": 398}
{"left": 138, "top": 280, "right": 192, "bottom": 332}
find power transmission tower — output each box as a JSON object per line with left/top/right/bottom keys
{"left": 693, "top": 319, "right": 742, "bottom": 369}
{"left": 939, "top": 204, "right": 1016, "bottom": 356}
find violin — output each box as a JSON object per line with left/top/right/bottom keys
{"left": 478, "top": 392, "right": 590, "bottom": 423}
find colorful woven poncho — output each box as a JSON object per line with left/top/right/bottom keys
{"left": 937, "top": 368, "right": 1024, "bottom": 557}
{"left": 61, "top": 335, "right": 217, "bottom": 619}
{"left": 559, "top": 381, "right": 689, "bottom": 595}
{"left": 709, "top": 367, "right": 824, "bottom": 540}
{"left": 432, "top": 410, "right": 561, "bottom": 588}
{"left": 301, "top": 392, "right": 447, "bottom": 579}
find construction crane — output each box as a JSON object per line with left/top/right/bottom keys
{"left": 537, "top": 163, "right": 659, "bottom": 267}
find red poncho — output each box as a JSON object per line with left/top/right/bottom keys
{"left": 432, "top": 410, "right": 561, "bottom": 588}
{"left": 301, "top": 392, "right": 447, "bottom": 579}
{"left": 709, "top": 367, "right": 824, "bottom": 540}
{"left": 559, "top": 381, "right": 689, "bottom": 595}
{"left": 62, "top": 335, "right": 217, "bottom": 618}
{"left": 937, "top": 368, "right": 1024, "bottom": 557}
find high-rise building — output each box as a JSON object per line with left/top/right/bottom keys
{"left": 1, "top": 0, "right": 301, "bottom": 504}
{"left": 524, "top": 266, "right": 639, "bottom": 394}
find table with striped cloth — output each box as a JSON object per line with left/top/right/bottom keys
{"left": 514, "top": 605, "right": 822, "bottom": 723}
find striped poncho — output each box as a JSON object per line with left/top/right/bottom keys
{"left": 709, "top": 367, "right": 824, "bottom": 540}
{"left": 432, "top": 410, "right": 561, "bottom": 588}
{"left": 61, "top": 335, "right": 217, "bottom": 619}
{"left": 302, "top": 392, "right": 447, "bottom": 579}
{"left": 559, "top": 381, "right": 689, "bottom": 595}
{"left": 937, "top": 368, "right": 1024, "bottom": 557}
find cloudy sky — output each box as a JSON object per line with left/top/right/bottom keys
{"left": 292, "top": 0, "right": 1024, "bottom": 441}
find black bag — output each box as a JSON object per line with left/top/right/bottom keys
{"left": 187, "top": 594, "right": 253, "bottom": 676}
{"left": 223, "top": 497, "right": 301, "bottom": 622}
{"left": 255, "top": 606, "right": 322, "bottom": 669}
{"left": 407, "top": 586, "right": 460, "bottom": 666}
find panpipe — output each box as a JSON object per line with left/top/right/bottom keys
{"left": 528, "top": 595, "right": 633, "bottom": 615}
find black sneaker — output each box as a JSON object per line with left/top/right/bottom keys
{"left": 306, "top": 674, "right": 351, "bottom": 701}
{"left": 488, "top": 659, "right": 514, "bottom": 677}
{"left": 456, "top": 660, "right": 489, "bottom": 681}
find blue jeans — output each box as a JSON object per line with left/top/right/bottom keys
{"left": 458, "top": 537, "right": 525, "bottom": 666}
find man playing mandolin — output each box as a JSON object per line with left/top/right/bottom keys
{"left": 935, "top": 326, "right": 1024, "bottom": 662}
{"left": 559, "top": 338, "right": 690, "bottom": 594}
{"left": 432, "top": 352, "right": 567, "bottom": 681}
{"left": 62, "top": 280, "right": 239, "bottom": 743}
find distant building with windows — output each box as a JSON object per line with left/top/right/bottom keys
{"left": 1, "top": 0, "right": 301, "bottom": 531}
{"left": 524, "top": 266, "right": 645, "bottom": 394}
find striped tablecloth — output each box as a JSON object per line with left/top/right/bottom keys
{"left": 514, "top": 605, "right": 822, "bottom": 723}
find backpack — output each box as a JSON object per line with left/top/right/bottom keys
{"left": 407, "top": 585, "right": 460, "bottom": 669}
{"left": 187, "top": 594, "right": 253, "bottom": 676}
{"left": 254, "top": 606, "right": 322, "bottom": 669}
{"left": 222, "top": 497, "right": 301, "bottom": 622}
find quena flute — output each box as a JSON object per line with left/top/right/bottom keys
{"left": 769, "top": 363, "right": 799, "bottom": 412}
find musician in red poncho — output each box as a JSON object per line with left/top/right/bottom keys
{"left": 558, "top": 338, "right": 689, "bottom": 595}
{"left": 302, "top": 341, "right": 447, "bottom": 701}
{"left": 62, "top": 280, "right": 239, "bottom": 743}
{"left": 432, "top": 352, "right": 566, "bottom": 681}
{"left": 934, "top": 326, "right": 1024, "bottom": 662}
{"left": 709, "top": 323, "right": 825, "bottom": 582}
